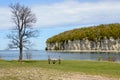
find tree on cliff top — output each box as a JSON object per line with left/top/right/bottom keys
{"left": 46, "top": 23, "right": 120, "bottom": 43}
{"left": 8, "top": 3, "right": 37, "bottom": 61}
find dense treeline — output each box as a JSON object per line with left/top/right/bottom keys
{"left": 46, "top": 23, "right": 120, "bottom": 43}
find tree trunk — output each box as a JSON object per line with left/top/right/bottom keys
{"left": 19, "top": 37, "right": 23, "bottom": 62}
{"left": 19, "top": 29, "right": 23, "bottom": 62}
{"left": 19, "top": 47, "right": 22, "bottom": 62}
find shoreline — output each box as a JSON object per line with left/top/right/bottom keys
{"left": 47, "top": 50, "right": 120, "bottom": 53}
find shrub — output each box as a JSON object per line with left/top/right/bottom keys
{"left": 54, "top": 46, "right": 59, "bottom": 50}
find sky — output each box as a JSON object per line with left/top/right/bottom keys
{"left": 0, "top": 0, "right": 120, "bottom": 50}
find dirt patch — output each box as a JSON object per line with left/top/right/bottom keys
{"left": 0, "top": 68, "right": 119, "bottom": 80}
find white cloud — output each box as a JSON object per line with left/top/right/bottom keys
{"left": 0, "top": 7, "right": 13, "bottom": 29}
{"left": 0, "top": 0, "right": 120, "bottom": 29}
{"left": 33, "top": 0, "right": 120, "bottom": 27}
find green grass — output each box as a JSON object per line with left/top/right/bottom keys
{"left": 0, "top": 60, "right": 120, "bottom": 78}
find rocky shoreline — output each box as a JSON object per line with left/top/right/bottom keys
{"left": 47, "top": 50, "right": 120, "bottom": 53}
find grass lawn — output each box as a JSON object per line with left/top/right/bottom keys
{"left": 0, "top": 60, "right": 120, "bottom": 78}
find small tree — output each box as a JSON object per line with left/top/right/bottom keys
{"left": 8, "top": 3, "right": 37, "bottom": 61}
{"left": 25, "top": 50, "right": 32, "bottom": 60}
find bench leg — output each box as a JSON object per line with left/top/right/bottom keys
{"left": 58, "top": 59, "right": 61, "bottom": 64}
{"left": 58, "top": 56, "right": 61, "bottom": 64}
{"left": 48, "top": 56, "right": 51, "bottom": 64}
{"left": 48, "top": 59, "right": 51, "bottom": 64}
{"left": 53, "top": 60, "right": 56, "bottom": 64}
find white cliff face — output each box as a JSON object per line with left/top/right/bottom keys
{"left": 46, "top": 37, "right": 120, "bottom": 51}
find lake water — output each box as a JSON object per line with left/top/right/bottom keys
{"left": 0, "top": 50, "right": 120, "bottom": 61}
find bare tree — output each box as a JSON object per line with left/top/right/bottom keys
{"left": 8, "top": 3, "right": 37, "bottom": 61}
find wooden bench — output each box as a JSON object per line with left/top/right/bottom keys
{"left": 48, "top": 56, "right": 61, "bottom": 64}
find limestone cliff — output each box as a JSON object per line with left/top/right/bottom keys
{"left": 46, "top": 37, "right": 120, "bottom": 51}
{"left": 46, "top": 23, "right": 120, "bottom": 51}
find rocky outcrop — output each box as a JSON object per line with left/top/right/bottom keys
{"left": 46, "top": 37, "right": 120, "bottom": 51}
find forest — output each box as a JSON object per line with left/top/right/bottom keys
{"left": 46, "top": 23, "right": 120, "bottom": 43}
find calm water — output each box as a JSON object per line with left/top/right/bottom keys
{"left": 0, "top": 50, "right": 120, "bottom": 61}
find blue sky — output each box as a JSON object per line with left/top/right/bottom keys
{"left": 0, "top": 0, "right": 120, "bottom": 50}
